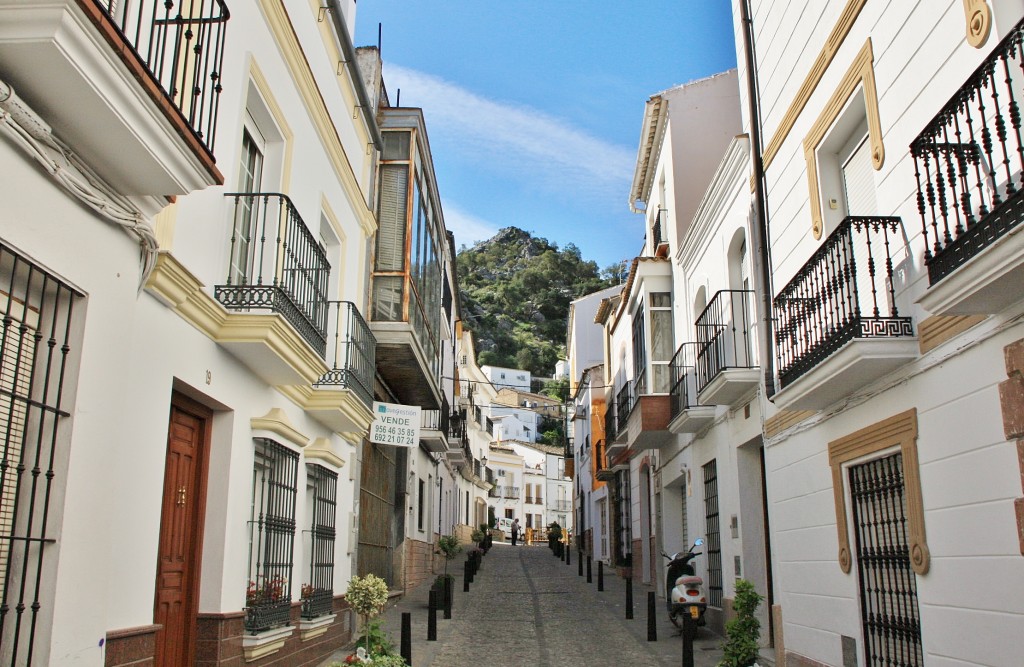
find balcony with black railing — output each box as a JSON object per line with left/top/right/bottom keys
{"left": 300, "top": 301, "right": 377, "bottom": 433}
{"left": 0, "top": 0, "right": 229, "bottom": 192}
{"left": 695, "top": 289, "right": 760, "bottom": 406}
{"left": 668, "top": 342, "right": 716, "bottom": 434}
{"left": 773, "top": 216, "right": 916, "bottom": 409}
{"left": 214, "top": 193, "right": 332, "bottom": 385}
{"left": 618, "top": 368, "right": 673, "bottom": 451}
{"left": 912, "top": 16, "right": 1024, "bottom": 316}
{"left": 446, "top": 409, "right": 468, "bottom": 464}
{"left": 651, "top": 209, "right": 669, "bottom": 257}
{"left": 420, "top": 395, "right": 451, "bottom": 453}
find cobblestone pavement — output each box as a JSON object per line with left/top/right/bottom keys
{"left": 323, "top": 542, "right": 725, "bottom": 667}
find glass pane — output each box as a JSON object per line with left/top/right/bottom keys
{"left": 372, "top": 275, "right": 404, "bottom": 321}
{"left": 652, "top": 364, "right": 671, "bottom": 393}
{"left": 650, "top": 292, "right": 671, "bottom": 308}
{"left": 651, "top": 310, "right": 673, "bottom": 361}
{"left": 382, "top": 131, "right": 410, "bottom": 160}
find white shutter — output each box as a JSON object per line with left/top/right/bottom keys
{"left": 376, "top": 164, "right": 408, "bottom": 271}
{"left": 842, "top": 136, "right": 878, "bottom": 216}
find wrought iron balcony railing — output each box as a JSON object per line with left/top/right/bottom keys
{"left": 774, "top": 216, "right": 913, "bottom": 388}
{"left": 216, "top": 193, "right": 330, "bottom": 356}
{"left": 488, "top": 487, "right": 501, "bottom": 498}
{"left": 604, "top": 403, "right": 618, "bottom": 444}
{"left": 448, "top": 408, "right": 468, "bottom": 446}
{"left": 551, "top": 500, "right": 572, "bottom": 512}
{"left": 652, "top": 210, "right": 665, "bottom": 250}
{"left": 314, "top": 301, "right": 375, "bottom": 407}
{"left": 669, "top": 342, "right": 701, "bottom": 418}
{"left": 911, "top": 17, "right": 1024, "bottom": 285}
{"left": 615, "top": 381, "right": 635, "bottom": 434}
{"left": 421, "top": 395, "right": 451, "bottom": 433}
{"left": 501, "top": 486, "right": 521, "bottom": 499}
{"left": 695, "top": 290, "right": 756, "bottom": 392}
{"left": 93, "top": 0, "right": 229, "bottom": 155}
{"left": 485, "top": 467, "right": 495, "bottom": 485}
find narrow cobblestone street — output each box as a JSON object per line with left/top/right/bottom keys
{"left": 325, "top": 543, "right": 725, "bottom": 667}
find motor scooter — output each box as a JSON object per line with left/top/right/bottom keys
{"left": 663, "top": 537, "right": 707, "bottom": 629}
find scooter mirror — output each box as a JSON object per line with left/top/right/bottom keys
{"left": 694, "top": 537, "right": 704, "bottom": 547}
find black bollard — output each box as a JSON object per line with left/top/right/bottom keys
{"left": 586, "top": 556, "right": 592, "bottom": 583}
{"left": 625, "top": 577, "right": 634, "bottom": 620}
{"left": 647, "top": 591, "right": 657, "bottom": 641}
{"left": 578, "top": 551, "right": 583, "bottom": 577}
{"left": 682, "top": 611, "right": 696, "bottom": 667}
{"left": 566, "top": 546, "right": 570, "bottom": 566}
{"left": 428, "top": 589, "right": 438, "bottom": 641}
{"left": 598, "top": 560, "right": 604, "bottom": 591}
{"left": 444, "top": 576, "right": 453, "bottom": 619}
{"left": 465, "top": 560, "right": 473, "bottom": 586}
{"left": 401, "top": 612, "right": 412, "bottom": 664}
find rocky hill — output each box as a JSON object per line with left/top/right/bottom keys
{"left": 456, "top": 227, "right": 623, "bottom": 377}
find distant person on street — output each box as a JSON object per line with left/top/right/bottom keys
{"left": 511, "top": 518, "right": 520, "bottom": 546}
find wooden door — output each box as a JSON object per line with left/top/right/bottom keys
{"left": 154, "top": 394, "right": 212, "bottom": 667}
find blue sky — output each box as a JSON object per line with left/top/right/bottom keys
{"left": 353, "top": 2, "right": 738, "bottom": 270}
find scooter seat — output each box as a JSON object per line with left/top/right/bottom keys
{"left": 675, "top": 575, "right": 702, "bottom": 587}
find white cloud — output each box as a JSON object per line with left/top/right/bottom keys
{"left": 383, "top": 64, "right": 635, "bottom": 203}
{"left": 442, "top": 202, "right": 500, "bottom": 247}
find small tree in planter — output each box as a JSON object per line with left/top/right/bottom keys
{"left": 719, "top": 579, "right": 764, "bottom": 667}
{"left": 345, "top": 574, "right": 390, "bottom": 659}
{"left": 435, "top": 534, "right": 461, "bottom": 579}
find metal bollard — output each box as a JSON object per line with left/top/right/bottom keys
{"left": 401, "top": 612, "right": 412, "bottom": 664}
{"left": 445, "top": 576, "right": 453, "bottom": 619}
{"left": 598, "top": 560, "right": 604, "bottom": 591}
{"left": 464, "top": 560, "right": 472, "bottom": 588}
{"left": 586, "top": 556, "right": 592, "bottom": 583}
{"left": 566, "top": 546, "right": 570, "bottom": 566}
{"left": 578, "top": 551, "right": 583, "bottom": 577}
{"left": 682, "top": 611, "right": 696, "bottom": 667}
{"left": 428, "top": 589, "right": 438, "bottom": 641}
{"left": 625, "top": 577, "right": 633, "bottom": 620}
{"left": 647, "top": 591, "right": 657, "bottom": 641}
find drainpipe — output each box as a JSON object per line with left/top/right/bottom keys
{"left": 325, "top": 1, "right": 383, "bottom": 151}
{"left": 740, "top": 0, "right": 776, "bottom": 399}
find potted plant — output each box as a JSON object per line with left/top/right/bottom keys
{"left": 244, "top": 575, "right": 290, "bottom": 631}
{"left": 434, "top": 534, "right": 461, "bottom": 613}
{"left": 719, "top": 579, "right": 764, "bottom": 667}
{"left": 546, "top": 521, "right": 562, "bottom": 551}
{"left": 345, "top": 574, "right": 390, "bottom": 659}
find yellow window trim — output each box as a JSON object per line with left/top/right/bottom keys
{"left": 802, "top": 39, "right": 883, "bottom": 239}
{"left": 828, "top": 408, "right": 930, "bottom": 576}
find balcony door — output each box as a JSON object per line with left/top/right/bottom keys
{"left": 841, "top": 133, "right": 877, "bottom": 216}
{"left": 229, "top": 126, "right": 264, "bottom": 285}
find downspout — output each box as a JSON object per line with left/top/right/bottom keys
{"left": 326, "top": 1, "right": 383, "bottom": 151}
{"left": 740, "top": 0, "right": 776, "bottom": 399}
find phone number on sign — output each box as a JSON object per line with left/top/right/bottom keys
{"left": 371, "top": 424, "right": 415, "bottom": 446}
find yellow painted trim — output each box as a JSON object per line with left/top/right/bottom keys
{"left": 154, "top": 202, "right": 178, "bottom": 249}
{"left": 918, "top": 315, "right": 986, "bottom": 354}
{"left": 803, "top": 39, "right": 883, "bottom": 239}
{"left": 257, "top": 0, "right": 377, "bottom": 237}
{"left": 305, "top": 437, "right": 346, "bottom": 468}
{"left": 144, "top": 252, "right": 327, "bottom": 385}
{"left": 963, "top": 0, "right": 992, "bottom": 48}
{"left": 828, "top": 409, "right": 929, "bottom": 575}
{"left": 764, "top": 410, "right": 816, "bottom": 438}
{"left": 251, "top": 407, "right": 310, "bottom": 448}
{"left": 762, "top": 0, "right": 868, "bottom": 173}
{"left": 248, "top": 57, "right": 295, "bottom": 193}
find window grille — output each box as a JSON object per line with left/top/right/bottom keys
{"left": 246, "top": 439, "right": 298, "bottom": 633}
{"left": 302, "top": 464, "right": 337, "bottom": 620}
{"left": 703, "top": 459, "right": 723, "bottom": 608}
{"left": 0, "top": 243, "right": 81, "bottom": 666}
{"left": 850, "top": 453, "right": 923, "bottom": 666}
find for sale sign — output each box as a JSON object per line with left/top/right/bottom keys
{"left": 369, "top": 402, "right": 421, "bottom": 447}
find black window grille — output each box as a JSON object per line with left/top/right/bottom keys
{"left": 850, "top": 453, "right": 923, "bottom": 667}
{"left": 703, "top": 459, "right": 723, "bottom": 608}
{"left": 245, "top": 438, "right": 298, "bottom": 633}
{"left": 302, "top": 464, "right": 336, "bottom": 620}
{"left": 0, "top": 244, "right": 81, "bottom": 666}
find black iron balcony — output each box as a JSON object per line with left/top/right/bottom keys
{"left": 485, "top": 467, "right": 495, "bottom": 485}
{"left": 216, "top": 193, "right": 330, "bottom": 356}
{"left": 774, "top": 216, "right": 914, "bottom": 392}
{"left": 488, "top": 486, "right": 501, "bottom": 498}
{"left": 912, "top": 18, "right": 1024, "bottom": 286}
{"left": 615, "top": 382, "right": 634, "bottom": 435}
{"left": 652, "top": 210, "right": 665, "bottom": 253}
{"left": 420, "top": 395, "right": 451, "bottom": 452}
{"left": 93, "top": 0, "right": 229, "bottom": 155}
{"left": 911, "top": 17, "right": 1024, "bottom": 314}
{"left": 668, "top": 342, "right": 716, "bottom": 434}
{"left": 315, "top": 301, "right": 375, "bottom": 407}
{"left": 695, "top": 290, "right": 759, "bottom": 405}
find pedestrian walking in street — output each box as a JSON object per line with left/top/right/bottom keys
{"left": 511, "top": 518, "right": 520, "bottom": 546}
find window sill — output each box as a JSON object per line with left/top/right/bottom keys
{"left": 298, "top": 613, "right": 336, "bottom": 642}
{"left": 242, "top": 625, "right": 295, "bottom": 662}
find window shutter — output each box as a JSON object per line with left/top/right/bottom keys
{"left": 376, "top": 164, "right": 408, "bottom": 271}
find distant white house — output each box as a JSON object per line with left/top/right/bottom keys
{"left": 481, "top": 365, "right": 531, "bottom": 392}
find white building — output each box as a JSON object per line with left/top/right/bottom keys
{"left": 730, "top": 1, "right": 1024, "bottom": 665}
{"left": 481, "top": 364, "right": 532, "bottom": 392}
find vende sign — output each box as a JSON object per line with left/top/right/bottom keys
{"left": 369, "top": 402, "right": 421, "bottom": 447}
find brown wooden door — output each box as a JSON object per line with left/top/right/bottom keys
{"left": 154, "top": 394, "right": 212, "bottom": 667}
